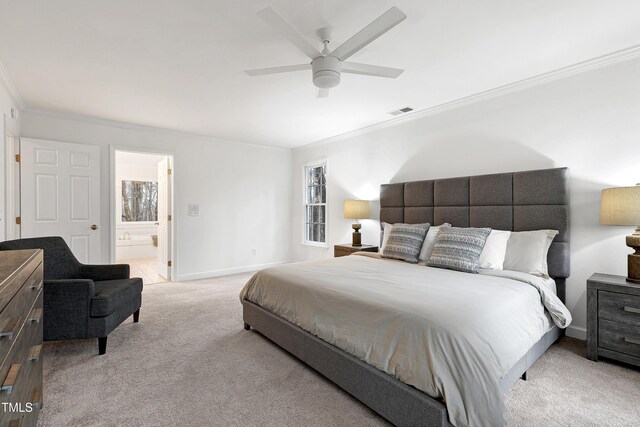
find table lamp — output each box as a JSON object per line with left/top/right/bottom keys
{"left": 344, "top": 200, "right": 371, "bottom": 246}
{"left": 600, "top": 185, "right": 640, "bottom": 283}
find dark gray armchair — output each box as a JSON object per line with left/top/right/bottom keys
{"left": 0, "top": 236, "right": 143, "bottom": 355}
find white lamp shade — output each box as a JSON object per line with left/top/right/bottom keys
{"left": 344, "top": 200, "right": 370, "bottom": 220}
{"left": 600, "top": 185, "right": 640, "bottom": 225}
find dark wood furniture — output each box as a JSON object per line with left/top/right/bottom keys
{"left": 333, "top": 244, "right": 378, "bottom": 257}
{"left": 0, "top": 250, "right": 44, "bottom": 427}
{"left": 587, "top": 273, "right": 640, "bottom": 367}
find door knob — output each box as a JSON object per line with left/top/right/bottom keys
{"left": 90, "top": 224, "right": 98, "bottom": 230}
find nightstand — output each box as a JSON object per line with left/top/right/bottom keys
{"left": 587, "top": 273, "right": 640, "bottom": 367}
{"left": 334, "top": 244, "right": 378, "bottom": 258}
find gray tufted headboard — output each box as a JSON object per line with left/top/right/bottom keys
{"left": 380, "top": 167, "right": 569, "bottom": 302}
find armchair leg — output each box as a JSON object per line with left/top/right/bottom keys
{"left": 133, "top": 309, "right": 140, "bottom": 323}
{"left": 98, "top": 337, "right": 108, "bottom": 355}
{"left": 243, "top": 322, "right": 250, "bottom": 331}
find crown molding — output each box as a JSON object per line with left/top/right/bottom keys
{"left": 294, "top": 44, "right": 640, "bottom": 151}
{"left": 0, "top": 60, "right": 25, "bottom": 109}
{"left": 22, "top": 108, "right": 291, "bottom": 152}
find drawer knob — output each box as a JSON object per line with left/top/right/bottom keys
{"left": 29, "top": 308, "right": 43, "bottom": 324}
{"left": 1, "top": 363, "right": 21, "bottom": 395}
{"left": 624, "top": 337, "right": 640, "bottom": 346}
{"left": 623, "top": 306, "right": 640, "bottom": 315}
{"left": 31, "top": 386, "right": 43, "bottom": 410}
{"left": 29, "top": 344, "right": 43, "bottom": 362}
{"left": 0, "top": 317, "right": 20, "bottom": 342}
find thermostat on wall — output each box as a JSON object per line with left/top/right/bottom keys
{"left": 188, "top": 204, "right": 199, "bottom": 216}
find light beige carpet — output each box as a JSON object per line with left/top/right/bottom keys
{"left": 38, "top": 273, "right": 640, "bottom": 427}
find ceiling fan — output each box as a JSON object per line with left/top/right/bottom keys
{"left": 245, "top": 6, "right": 407, "bottom": 98}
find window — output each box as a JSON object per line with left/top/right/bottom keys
{"left": 121, "top": 180, "right": 158, "bottom": 222}
{"left": 304, "top": 161, "right": 327, "bottom": 245}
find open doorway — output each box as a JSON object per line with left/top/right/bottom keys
{"left": 114, "top": 150, "right": 173, "bottom": 284}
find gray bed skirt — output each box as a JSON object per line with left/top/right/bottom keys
{"left": 242, "top": 299, "right": 562, "bottom": 427}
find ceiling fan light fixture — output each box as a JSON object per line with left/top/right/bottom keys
{"left": 312, "top": 56, "right": 341, "bottom": 89}
{"left": 313, "top": 71, "right": 341, "bottom": 89}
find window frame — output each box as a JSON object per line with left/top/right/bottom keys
{"left": 117, "top": 178, "right": 160, "bottom": 226}
{"left": 302, "top": 159, "right": 328, "bottom": 248}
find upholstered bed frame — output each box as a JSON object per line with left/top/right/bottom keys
{"left": 243, "top": 167, "right": 570, "bottom": 426}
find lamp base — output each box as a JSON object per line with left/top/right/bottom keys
{"left": 352, "top": 232, "right": 362, "bottom": 246}
{"left": 627, "top": 234, "right": 640, "bottom": 284}
{"left": 352, "top": 223, "right": 362, "bottom": 246}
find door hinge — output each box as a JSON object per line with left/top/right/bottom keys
{"left": 167, "top": 214, "right": 172, "bottom": 221}
{"left": 167, "top": 261, "right": 172, "bottom": 267}
{"left": 15, "top": 217, "right": 21, "bottom": 225}
{"left": 15, "top": 154, "right": 20, "bottom": 163}
{"left": 167, "top": 168, "right": 172, "bottom": 176}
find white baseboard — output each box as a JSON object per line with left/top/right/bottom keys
{"left": 176, "top": 261, "right": 291, "bottom": 282}
{"left": 565, "top": 325, "right": 586, "bottom": 341}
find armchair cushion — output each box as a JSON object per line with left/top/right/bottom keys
{"left": 91, "top": 278, "right": 143, "bottom": 317}
{"left": 81, "top": 264, "right": 130, "bottom": 281}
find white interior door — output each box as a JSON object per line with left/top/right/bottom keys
{"left": 156, "top": 157, "right": 170, "bottom": 279}
{"left": 21, "top": 138, "right": 101, "bottom": 263}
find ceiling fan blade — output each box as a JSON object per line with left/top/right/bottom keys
{"left": 257, "top": 7, "right": 323, "bottom": 60}
{"left": 245, "top": 64, "right": 311, "bottom": 76}
{"left": 329, "top": 7, "right": 406, "bottom": 61}
{"left": 317, "top": 88, "right": 330, "bottom": 98}
{"left": 342, "top": 62, "right": 404, "bottom": 78}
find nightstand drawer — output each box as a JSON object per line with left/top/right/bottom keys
{"left": 599, "top": 290, "right": 640, "bottom": 327}
{"left": 599, "top": 319, "right": 640, "bottom": 358}
{"left": 333, "top": 244, "right": 378, "bottom": 258}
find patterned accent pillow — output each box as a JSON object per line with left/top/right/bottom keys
{"left": 382, "top": 223, "right": 430, "bottom": 263}
{"left": 427, "top": 227, "right": 492, "bottom": 273}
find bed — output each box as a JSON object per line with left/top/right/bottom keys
{"left": 241, "top": 167, "right": 570, "bottom": 426}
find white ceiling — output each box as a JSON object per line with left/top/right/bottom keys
{"left": 1, "top": 1, "right": 640, "bottom": 148}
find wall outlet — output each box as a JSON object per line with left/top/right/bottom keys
{"left": 252, "top": 248, "right": 257, "bottom": 256}
{"left": 188, "top": 204, "right": 199, "bottom": 216}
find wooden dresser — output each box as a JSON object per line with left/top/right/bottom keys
{"left": 0, "top": 250, "right": 43, "bottom": 427}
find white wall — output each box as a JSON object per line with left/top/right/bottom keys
{"left": 0, "top": 75, "right": 21, "bottom": 240}
{"left": 291, "top": 56, "right": 640, "bottom": 340}
{"left": 21, "top": 111, "right": 292, "bottom": 280}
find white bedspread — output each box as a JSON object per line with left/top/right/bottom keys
{"left": 239, "top": 254, "right": 571, "bottom": 427}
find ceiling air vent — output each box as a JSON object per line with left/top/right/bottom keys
{"left": 388, "top": 107, "right": 414, "bottom": 116}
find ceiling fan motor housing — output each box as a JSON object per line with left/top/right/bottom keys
{"left": 312, "top": 56, "right": 341, "bottom": 89}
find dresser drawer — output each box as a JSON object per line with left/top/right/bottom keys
{"left": 598, "top": 319, "right": 640, "bottom": 358}
{"left": 0, "top": 266, "right": 43, "bottom": 365}
{"left": 0, "top": 254, "right": 41, "bottom": 313}
{"left": 598, "top": 290, "right": 640, "bottom": 327}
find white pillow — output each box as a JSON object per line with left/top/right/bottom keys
{"left": 418, "top": 223, "right": 451, "bottom": 263}
{"left": 478, "top": 230, "right": 511, "bottom": 270}
{"left": 380, "top": 222, "right": 394, "bottom": 255}
{"left": 503, "top": 230, "right": 559, "bottom": 277}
